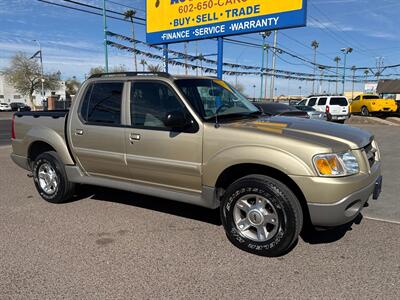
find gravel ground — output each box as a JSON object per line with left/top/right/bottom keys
{"left": 0, "top": 147, "right": 399, "bottom": 299}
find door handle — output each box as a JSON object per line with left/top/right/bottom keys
{"left": 129, "top": 133, "right": 141, "bottom": 142}
{"left": 75, "top": 129, "right": 84, "bottom": 135}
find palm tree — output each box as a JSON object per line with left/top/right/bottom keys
{"left": 364, "top": 69, "right": 369, "bottom": 83}
{"left": 147, "top": 64, "right": 163, "bottom": 72}
{"left": 140, "top": 59, "right": 147, "bottom": 72}
{"left": 123, "top": 9, "right": 138, "bottom": 71}
{"left": 334, "top": 56, "right": 341, "bottom": 94}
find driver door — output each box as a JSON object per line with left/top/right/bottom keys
{"left": 124, "top": 80, "right": 203, "bottom": 192}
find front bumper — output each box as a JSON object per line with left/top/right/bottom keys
{"left": 290, "top": 161, "right": 381, "bottom": 227}
{"left": 307, "top": 176, "right": 381, "bottom": 226}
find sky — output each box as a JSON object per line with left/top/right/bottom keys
{"left": 1, "top": 0, "right": 400, "bottom": 96}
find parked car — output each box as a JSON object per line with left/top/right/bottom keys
{"left": 0, "top": 102, "right": 11, "bottom": 111}
{"left": 295, "top": 105, "right": 327, "bottom": 120}
{"left": 298, "top": 95, "right": 349, "bottom": 123}
{"left": 255, "top": 102, "right": 309, "bottom": 118}
{"left": 10, "top": 102, "right": 31, "bottom": 112}
{"left": 10, "top": 72, "right": 382, "bottom": 257}
{"left": 350, "top": 94, "right": 398, "bottom": 116}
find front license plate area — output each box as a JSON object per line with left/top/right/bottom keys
{"left": 373, "top": 176, "right": 382, "bottom": 200}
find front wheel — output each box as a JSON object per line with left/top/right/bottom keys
{"left": 32, "top": 151, "right": 75, "bottom": 203}
{"left": 220, "top": 175, "right": 303, "bottom": 256}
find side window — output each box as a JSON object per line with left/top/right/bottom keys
{"left": 80, "top": 82, "right": 123, "bottom": 125}
{"left": 318, "top": 97, "right": 327, "bottom": 105}
{"left": 130, "top": 81, "right": 186, "bottom": 130}
{"left": 308, "top": 98, "right": 317, "bottom": 106}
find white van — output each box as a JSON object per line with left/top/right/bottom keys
{"left": 298, "top": 96, "right": 349, "bottom": 123}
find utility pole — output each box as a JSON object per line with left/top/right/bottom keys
{"left": 334, "top": 56, "right": 341, "bottom": 94}
{"left": 184, "top": 42, "right": 188, "bottom": 75}
{"left": 270, "top": 30, "right": 278, "bottom": 102}
{"left": 259, "top": 31, "right": 271, "bottom": 99}
{"left": 311, "top": 40, "right": 319, "bottom": 94}
{"left": 318, "top": 66, "right": 325, "bottom": 94}
{"left": 102, "top": 0, "right": 109, "bottom": 72}
{"left": 253, "top": 84, "right": 256, "bottom": 101}
{"left": 299, "top": 86, "right": 302, "bottom": 97}
{"left": 351, "top": 65, "right": 356, "bottom": 100}
{"left": 375, "top": 57, "right": 384, "bottom": 82}
{"left": 341, "top": 47, "right": 353, "bottom": 95}
{"left": 264, "top": 45, "right": 269, "bottom": 100}
{"left": 364, "top": 69, "right": 369, "bottom": 92}
{"left": 195, "top": 41, "right": 199, "bottom": 76}
{"left": 33, "top": 40, "right": 44, "bottom": 102}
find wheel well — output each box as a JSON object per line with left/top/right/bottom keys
{"left": 28, "top": 141, "right": 55, "bottom": 164}
{"left": 215, "top": 163, "right": 311, "bottom": 225}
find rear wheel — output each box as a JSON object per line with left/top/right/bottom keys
{"left": 32, "top": 151, "right": 75, "bottom": 203}
{"left": 220, "top": 175, "right": 303, "bottom": 256}
{"left": 361, "top": 106, "right": 370, "bottom": 116}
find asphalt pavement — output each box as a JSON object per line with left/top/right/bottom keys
{"left": 0, "top": 119, "right": 11, "bottom": 146}
{"left": 1, "top": 123, "right": 400, "bottom": 298}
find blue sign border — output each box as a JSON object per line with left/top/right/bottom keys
{"left": 146, "top": 1, "right": 307, "bottom": 44}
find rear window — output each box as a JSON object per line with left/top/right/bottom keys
{"left": 363, "top": 95, "right": 380, "bottom": 100}
{"left": 307, "top": 98, "right": 317, "bottom": 106}
{"left": 317, "top": 97, "right": 327, "bottom": 105}
{"left": 80, "top": 82, "right": 124, "bottom": 125}
{"left": 329, "top": 97, "right": 348, "bottom": 106}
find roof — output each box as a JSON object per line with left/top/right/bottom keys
{"left": 377, "top": 80, "right": 400, "bottom": 94}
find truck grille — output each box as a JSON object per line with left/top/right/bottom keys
{"left": 363, "top": 143, "right": 376, "bottom": 168}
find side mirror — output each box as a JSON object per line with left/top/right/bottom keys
{"left": 164, "top": 110, "right": 188, "bottom": 129}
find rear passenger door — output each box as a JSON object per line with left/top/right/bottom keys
{"left": 124, "top": 80, "right": 203, "bottom": 192}
{"left": 69, "top": 81, "right": 131, "bottom": 179}
{"left": 307, "top": 97, "right": 317, "bottom": 108}
{"left": 315, "top": 97, "right": 327, "bottom": 112}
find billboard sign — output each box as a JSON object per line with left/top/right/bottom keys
{"left": 146, "top": 0, "right": 307, "bottom": 44}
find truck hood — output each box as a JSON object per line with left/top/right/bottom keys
{"left": 228, "top": 116, "right": 373, "bottom": 149}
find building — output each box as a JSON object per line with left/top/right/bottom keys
{"left": 377, "top": 79, "right": 400, "bottom": 100}
{"left": 0, "top": 73, "right": 66, "bottom": 107}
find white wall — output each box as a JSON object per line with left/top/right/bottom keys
{"left": 0, "top": 74, "right": 66, "bottom": 106}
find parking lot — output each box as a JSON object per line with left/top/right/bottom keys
{"left": 0, "top": 113, "right": 399, "bottom": 298}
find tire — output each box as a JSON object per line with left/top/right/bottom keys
{"left": 220, "top": 175, "right": 303, "bottom": 257}
{"left": 361, "top": 106, "right": 370, "bottom": 117}
{"left": 32, "top": 151, "right": 75, "bottom": 203}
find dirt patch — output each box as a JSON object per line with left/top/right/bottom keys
{"left": 345, "top": 115, "right": 399, "bottom": 126}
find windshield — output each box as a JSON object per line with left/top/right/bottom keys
{"left": 175, "top": 79, "right": 259, "bottom": 119}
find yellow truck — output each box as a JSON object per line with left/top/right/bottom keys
{"left": 350, "top": 94, "right": 398, "bottom": 116}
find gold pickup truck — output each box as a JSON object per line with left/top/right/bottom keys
{"left": 350, "top": 94, "right": 398, "bottom": 116}
{"left": 10, "top": 72, "right": 382, "bottom": 256}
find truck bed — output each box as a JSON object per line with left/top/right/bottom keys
{"left": 14, "top": 110, "right": 69, "bottom": 139}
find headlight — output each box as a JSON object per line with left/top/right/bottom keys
{"left": 313, "top": 151, "right": 359, "bottom": 177}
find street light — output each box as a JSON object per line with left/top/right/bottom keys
{"left": 253, "top": 84, "right": 256, "bottom": 101}
{"left": 299, "top": 86, "right": 302, "bottom": 97}
{"left": 341, "top": 47, "right": 353, "bottom": 95}
{"left": 33, "top": 40, "right": 44, "bottom": 103}
{"left": 311, "top": 40, "right": 319, "bottom": 94}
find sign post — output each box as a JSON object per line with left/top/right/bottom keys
{"left": 146, "top": 1, "right": 307, "bottom": 76}
{"left": 217, "top": 37, "right": 223, "bottom": 79}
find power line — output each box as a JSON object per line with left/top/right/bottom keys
{"left": 61, "top": 0, "right": 146, "bottom": 21}
{"left": 107, "top": 0, "right": 145, "bottom": 13}
{"left": 37, "top": 0, "right": 140, "bottom": 24}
